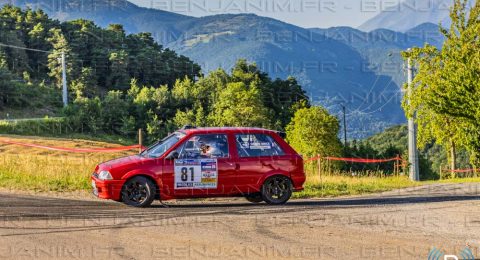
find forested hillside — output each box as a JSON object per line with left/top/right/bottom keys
{"left": 309, "top": 25, "right": 444, "bottom": 89}
{"left": 4, "top": 0, "right": 195, "bottom": 42}
{"left": 0, "top": 5, "right": 201, "bottom": 118}
{"left": 0, "top": 6, "right": 310, "bottom": 141}
{"left": 0, "top": 5, "right": 200, "bottom": 93}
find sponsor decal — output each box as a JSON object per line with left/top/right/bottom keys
{"left": 174, "top": 159, "right": 218, "bottom": 189}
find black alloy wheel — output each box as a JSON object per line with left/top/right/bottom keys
{"left": 121, "top": 176, "right": 156, "bottom": 207}
{"left": 261, "top": 175, "right": 293, "bottom": 205}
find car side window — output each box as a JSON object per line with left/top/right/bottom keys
{"left": 235, "top": 134, "right": 285, "bottom": 157}
{"left": 177, "top": 134, "right": 229, "bottom": 159}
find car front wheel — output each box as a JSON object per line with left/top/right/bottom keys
{"left": 261, "top": 175, "right": 292, "bottom": 205}
{"left": 121, "top": 176, "right": 156, "bottom": 207}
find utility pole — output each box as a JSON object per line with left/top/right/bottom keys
{"left": 407, "top": 50, "right": 420, "bottom": 181}
{"left": 138, "top": 128, "right": 143, "bottom": 153}
{"left": 61, "top": 51, "right": 68, "bottom": 107}
{"left": 341, "top": 104, "right": 347, "bottom": 147}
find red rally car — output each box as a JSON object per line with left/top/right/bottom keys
{"left": 91, "top": 126, "right": 305, "bottom": 207}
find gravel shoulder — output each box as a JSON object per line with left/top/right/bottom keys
{"left": 0, "top": 183, "right": 479, "bottom": 259}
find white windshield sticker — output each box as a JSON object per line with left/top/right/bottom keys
{"left": 241, "top": 141, "right": 271, "bottom": 149}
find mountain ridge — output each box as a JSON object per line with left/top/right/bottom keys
{"left": 1, "top": 0, "right": 448, "bottom": 138}
{"left": 2, "top": 0, "right": 196, "bottom": 44}
{"left": 358, "top": 0, "right": 476, "bottom": 32}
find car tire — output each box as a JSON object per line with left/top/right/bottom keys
{"left": 261, "top": 175, "right": 292, "bottom": 205}
{"left": 245, "top": 193, "right": 263, "bottom": 203}
{"left": 121, "top": 176, "right": 156, "bottom": 207}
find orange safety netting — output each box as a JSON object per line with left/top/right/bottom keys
{"left": 305, "top": 155, "right": 402, "bottom": 163}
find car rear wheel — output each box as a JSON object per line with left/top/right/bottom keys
{"left": 261, "top": 175, "right": 292, "bottom": 205}
{"left": 245, "top": 193, "right": 263, "bottom": 203}
{"left": 121, "top": 176, "right": 156, "bottom": 207}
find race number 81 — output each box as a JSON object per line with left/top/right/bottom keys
{"left": 181, "top": 167, "right": 194, "bottom": 181}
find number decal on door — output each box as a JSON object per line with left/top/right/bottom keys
{"left": 180, "top": 167, "right": 194, "bottom": 182}
{"left": 174, "top": 159, "right": 217, "bottom": 189}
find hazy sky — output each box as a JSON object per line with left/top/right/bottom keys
{"left": 128, "top": 0, "right": 390, "bottom": 28}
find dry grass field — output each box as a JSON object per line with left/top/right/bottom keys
{"left": 0, "top": 135, "right": 134, "bottom": 191}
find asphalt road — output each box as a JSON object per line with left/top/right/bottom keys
{"left": 0, "top": 183, "right": 479, "bottom": 259}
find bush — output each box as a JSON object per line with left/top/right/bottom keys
{"left": 63, "top": 97, "right": 103, "bottom": 133}
{"left": 0, "top": 117, "right": 74, "bottom": 136}
{"left": 286, "top": 106, "right": 342, "bottom": 159}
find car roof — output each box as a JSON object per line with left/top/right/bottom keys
{"left": 179, "top": 127, "right": 279, "bottom": 135}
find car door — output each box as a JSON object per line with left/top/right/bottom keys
{"left": 232, "top": 133, "right": 289, "bottom": 194}
{"left": 162, "top": 133, "right": 236, "bottom": 198}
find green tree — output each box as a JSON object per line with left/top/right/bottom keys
{"left": 188, "top": 68, "right": 230, "bottom": 121}
{"left": 229, "top": 59, "right": 310, "bottom": 130}
{"left": 128, "top": 82, "right": 176, "bottom": 137}
{"left": 101, "top": 91, "right": 130, "bottom": 134}
{"left": 286, "top": 106, "right": 342, "bottom": 158}
{"left": 402, "top": 0, "right": 480, "bottom": 167}
{"left": 209, "top": 82, "right": 271, "bottom": 127}
{"left": 108, "top": 50, "right": 129, "bottom": 89}
{"left": 0, "top": 6, "right": 29, "bottom": 74}
{"left": 70, "top": 67, "right": 98, "bottom": 98}
{"left": 46, "top": 28, "right": 76, "bottom": 88}
{"left": 64, "top": 97, "right": 103, "bottom": 133}
{"left": 263, "top": 76, "right": 309, "bottom": 129}
{"left": 24, "top": 9, "right": 53, "bottom": 78}
{"left": 0, "top": 52, "right": 13, "bottom": 108}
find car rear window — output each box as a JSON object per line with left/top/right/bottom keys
{"left": 235, "top": 134, "right": 285, "bottom": 157}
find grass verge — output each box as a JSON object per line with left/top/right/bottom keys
{"left": 426, "top": 177, "right": 480, "bottom": 184}
{"left": 0, "top": 154, "right": 112, "bottom": 191}
{"left": 0, "top": 135, "right": 132, "bottom": 192}
{"left": 293, "top": 174, "right": 420, "bottom": 198}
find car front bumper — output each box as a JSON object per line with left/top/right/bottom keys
{"left": 91, "top": 175, "right": 124, "bottom": 201}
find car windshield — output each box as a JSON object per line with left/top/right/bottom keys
{"left": 141, "top": 132, "right": 186, "bottom": 158}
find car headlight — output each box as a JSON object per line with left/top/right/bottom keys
{"left": 98, "top": 170, "right": 113, "bottom": 180}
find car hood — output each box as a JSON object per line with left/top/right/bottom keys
{"left": 99, "top": 155, "right": 147, "bottom": 170}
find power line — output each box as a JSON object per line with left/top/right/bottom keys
{"left": 0, "top": 42, "right": 68, "bottom": 106}
{"left": 347, "top": 80, "right": 400, "bottom": 116}
{"left": 0, "top": 42, "right": 52, "bottom": 53}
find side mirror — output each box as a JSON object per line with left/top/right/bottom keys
{"left": 166, "top": 151, "right": 179, "bottom": 160}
